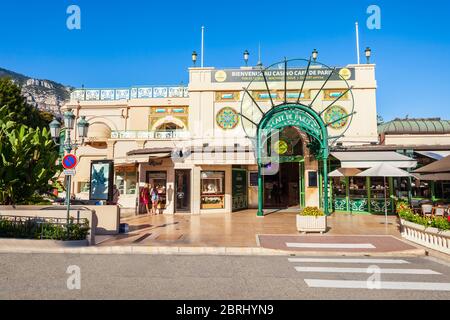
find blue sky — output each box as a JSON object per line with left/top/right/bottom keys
{"left": 0, "top": 0, "right": 449, "bottom": 120}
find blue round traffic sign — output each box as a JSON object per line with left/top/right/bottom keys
{"left": 62, "top": 154, "right": 78, "bottom": 170}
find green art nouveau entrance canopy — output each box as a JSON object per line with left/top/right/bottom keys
{"left": 239, "top": 58, "right": 355, "bottom": 216}
{"left": 257, "top": 104, "right": 330, "bottom": 215}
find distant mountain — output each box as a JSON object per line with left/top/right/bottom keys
{"left": 0, "top": 67, "right": 73, "bottom": 115}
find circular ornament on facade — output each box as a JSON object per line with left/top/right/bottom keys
{"left": 339, "top": 68, "right": 352, "bottom": 80}
{"left": 324, "top": 105, "right": 349, "bottom": 129}
{"left": 274, "top": 140, "right": 289, "bottom": 155}
{"left": 216, "top": 107, "right": 239, "bottom": 130}
{"left": 214, "top": 70, "right": 227, "bottom": 82}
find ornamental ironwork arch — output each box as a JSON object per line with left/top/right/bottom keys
{"left": 239, "top": 57, "right": 355, "bottom": 216}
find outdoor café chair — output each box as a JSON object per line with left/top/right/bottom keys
{"left": 433, "top": 207, "right": 446, "bottom": 218}
{"left": 421, "top": 204, "right": 433, "bottom": 217}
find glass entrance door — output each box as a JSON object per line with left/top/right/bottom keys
{"left": 263, "top": 162, "right": 300, "bottom": 209}
{"left": 175, "top": 169, "right": 191, "bottom": 212}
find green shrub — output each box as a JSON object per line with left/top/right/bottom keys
{"left": 396, "top": 200, "right": 410, "bottom": 214}
{"left": 397, "top": 202, "right": 450, "bottom": 231}
{"left": 0, "top": 217, "right": 90, "bottom": 240}
{"left": 299, "top": 207, "right": 325, "bottom": 217}
{"left": 430, "top": 218, "right": 450, "bottom": 231}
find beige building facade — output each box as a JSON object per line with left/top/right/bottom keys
{"left": 64, "top": 63, "right": 380, "bottom": 215}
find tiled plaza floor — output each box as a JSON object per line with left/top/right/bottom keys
{"left": 97, "top": 210, "right": 403, "bottom": 248}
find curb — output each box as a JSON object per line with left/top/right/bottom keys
{"left": 0, "top": 245, "right": 426, "bottom": 257}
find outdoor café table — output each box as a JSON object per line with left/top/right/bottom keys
{"left": 432, "top": 206, "right": 448, "bottom": 217}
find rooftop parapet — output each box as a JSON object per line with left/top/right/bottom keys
{"left": 70, "top": 85, "right": 189, "bottom": 102}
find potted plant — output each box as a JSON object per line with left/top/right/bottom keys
{"left": 297, "top": 207, "right": 327, "bottom": 234}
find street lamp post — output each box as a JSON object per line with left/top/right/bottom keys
{"left": 243, "top": 50, "right": 249, "bottom": 66}
{"left": 312, "top": 49, "right": 319, "bottom": 62}
{"left": 192, "top": 51, "right": 198, "bottom": 67}
{"left": 365, "top": 47, "right": 372, "bottom": 64}
{"left": 50, "top": 109, "right": 89, "bottom": 238}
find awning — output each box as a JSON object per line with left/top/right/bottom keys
{"left": 414, "top": 155, "right": 450, "bottom": 174}
{"left": 417, "top": 173, "right": 450, "bottom": 181}
{"left": 331, "top": 151, "right": 417, "bottom": 169}
{"left": 328, "top": 168, "right": 362, "bottom": 177}
{"left": 125, "top": 153, "right": 171, "bottom": 163}
{"left": 127, "top": 147, "right": 174, "bottom": 156}
{"left": 415, "top": 150, "right": 450, "bottom": 160}
{"left": 148, "top": 152, "right": 171, "bottom": 159}
{"left": 356, "top": 163, "right": 413, "bottom": 178}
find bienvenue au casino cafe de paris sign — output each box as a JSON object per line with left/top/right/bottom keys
{"left": 212, "top": 67, "right": 355, "bottom": 83}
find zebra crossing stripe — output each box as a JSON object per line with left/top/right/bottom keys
{"left": 286, "top": 243, "right": 375, "bottom": 249}
{"left": 295, "top": 266, "right": 441, "bottom": 275}
{"left": 304, "top": 279, "right": 450, "bottom": 291}
{"left": 288, "top": 258, "right": 410, "bottom": 264}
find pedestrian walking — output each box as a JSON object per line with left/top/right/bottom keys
{"left": 150, "top": 185, "right": 159, "bottom": 215}
{"left": 111, "top": 184, "right": 120, "bottom": 205}
{"left": 140, "top": 183, "right": 151, "bottom": 215}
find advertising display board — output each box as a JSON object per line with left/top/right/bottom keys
{"left": 89, "top": 160, "right": 114, "bottom": 202}
{"left": 232, "top": 169, "right": 248, "bottom": 211}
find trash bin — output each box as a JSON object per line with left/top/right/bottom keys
{"left": 119, "top": 223, "right": 129, "bottom": 234}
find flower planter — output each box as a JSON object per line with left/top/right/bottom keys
{"left": 201, "top": 203, "right": 224, "bottom": 209}
{"left": 400, "top": 219, "right": 450, "bottom": 255}
{"left": 297, "top": 215, "right": 327, "bottom": 234}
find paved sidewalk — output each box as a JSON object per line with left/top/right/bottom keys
{"left": 258, "top": 235, "right": 417, "bottom": 253}
{"left": 0, "top": 211, "right": 426, "bottom": 256}
{"left": 99, "top": 210, "right": 402, "bottom": 248}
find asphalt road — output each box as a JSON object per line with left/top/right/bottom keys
{"left": 1, "top": 253, "right": 450, "bottom": 300}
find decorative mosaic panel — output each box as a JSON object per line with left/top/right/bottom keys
{"left": 85, "top": 90, "right": 100, "bottom": 101}
{"left": 324, "top": 89, "right": 349, "bottom": 101}
{"left": 324, "top": 105, "right": 349, "bottom": 129}
{"left": 70, "top": 86, "right": 188, "bottom": 101}
{"left": 101, "top": 89, "right": 115, "bottom": 101}
{"left": 130, "top": 88, "right": 138, "bottom": 99}
{"left": 252, "top": 91, "right": 279, "bottom": 101}
{"left": 138, "top": 88, "right": 152, "bottom": 99}
{"left": 115, "top": 89, "right": 130, "bottom": 100}
{"left": 70, "top": 90, "right": 85, "bottom": 101}
{"left": 168, "top": 87, "right": 184, "bottom": 98}
{"left": 284, "top": 90, "right": 311, "bottom": 101}
{"left": 216, "top": 107, "right": 239, "bottom": 130}
{"left": 215, "top": 91, "right": 240, "bottom": 102}
{"left": 153, "top": 87, "right": 168, "bottom": 98}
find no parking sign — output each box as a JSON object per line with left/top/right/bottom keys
{"left": 62, "top": 154, "right": 78, "bottom": 170}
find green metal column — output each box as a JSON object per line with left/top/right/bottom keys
{"left": 300, "top": 161, "right": 305, "bottom": 207}
{"left": 366, "top": 177, "right": 371, "bottom": 213}
{"left": 323, "top": 158, "right": 329, "bottom": 215}
{"left": 408, "top": 176, "right": 413, "bottom": 205}
{"left": 345, "top": 177, "right": 350, "bottom": 212}
{"left": 431, "top": 181, "right": 436, "bottom": 202}
{"left": 257, "top": 164, "right": 264, "bottom": 217}
{"left": 318, "top": 164, "right": 323, "bottom": 210}
{"left": 389, "top": 177, "right": 394, "bottom": 213}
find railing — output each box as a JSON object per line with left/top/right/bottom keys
{"left": 0, "top": 215, "right": 87, "bottom": 240}
{"left": 71, "top": 86, "right": 189, "bottom": 101}
{"left": 111, "top": 130, "right": 190, "bottom": 140}
{"left": 400, "top": 219, "right": 450, "bottom": 254}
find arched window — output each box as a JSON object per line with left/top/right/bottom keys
{"left": 151, "top": 116, "right": 187, "bottom": 131}
{"left": 156, "top": 122, "right": 183, "bottom": 131}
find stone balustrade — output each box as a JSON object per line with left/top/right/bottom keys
{"left": 400, "top": 219, "right": 450, "bottom": 255}
{"left": 70, "top": 86, "right": 189, "bottom": 101}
